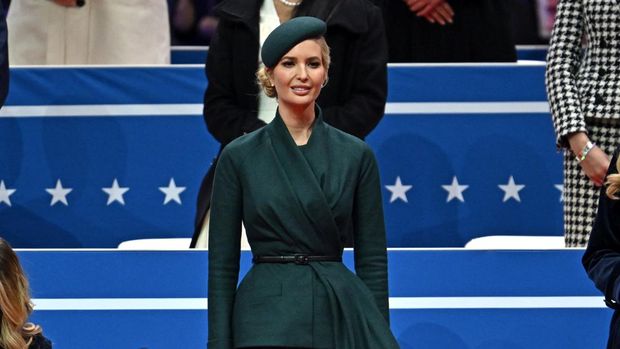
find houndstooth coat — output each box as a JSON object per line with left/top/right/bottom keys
{"left": 546, "top": 0, "right": 620, "bottom": 246}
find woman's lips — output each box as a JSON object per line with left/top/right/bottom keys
{"left": 291, "top": 86, "right": 311, "bottom": 95}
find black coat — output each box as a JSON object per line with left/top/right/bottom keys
{"left": 380, "top": 0, "right": 516, "bottom": 63}
{"left": 1, "top": 5, "right": 8, "bottom": 107}
{"left": 583, "top": 148, "right": 620, "bottom": 349}
{"left": 192, "top": 0, "right": 388, "bottom": 244}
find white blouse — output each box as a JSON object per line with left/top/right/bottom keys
{"left": 257, "top": 0, "right": 281, "bottom": 124}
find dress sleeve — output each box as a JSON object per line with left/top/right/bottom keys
{"left": 203, "top": 20, "right": 266, "bottom": 145}
{"left": 545, "top": 0, "right": 587, "bottom": 148}
{"left": 321, "top": 5, "right": 387, "bottom": 139}
{"left": 353, "top": 146, "right": 390, "bottom": 322}
{"left": 583, "top": 150, "right": 620, "bottom": 309}
{"left": 208, "top": 147, "right": 243, "bottom": 348}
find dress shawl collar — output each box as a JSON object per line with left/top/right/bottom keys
{"left": 266, "top": 106, "right": 343, "bottom": 253}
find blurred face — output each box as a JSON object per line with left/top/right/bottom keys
{"left": 269, "top": 39, "right": 327, "bottom": 109}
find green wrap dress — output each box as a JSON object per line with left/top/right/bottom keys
{"left": 208, "top": 107, "right": 399, "bottom": 349}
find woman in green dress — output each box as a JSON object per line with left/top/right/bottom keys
{"left": 208, "top": 17, "right": 399, "bottom": 349}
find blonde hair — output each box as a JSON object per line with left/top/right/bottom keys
{"left": 606, "top": 156, "right": 620, "bottom": 199}
{"left": 257, "top": 36, "right": 331, "bottom": 98}
{"left": 0, "top": 238, "right": 42, "bottom": 349}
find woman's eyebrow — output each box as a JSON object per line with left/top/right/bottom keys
{"left": 281, "top": 55, "right": 321, "bottom": 60}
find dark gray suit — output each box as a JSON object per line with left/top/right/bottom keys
{"left": 1, "top": 5, "right": 8, "bottom": 107}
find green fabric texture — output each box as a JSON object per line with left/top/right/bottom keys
{"left": 208, "top": 107, "right": 399, "bottom": 348}
{"left": 260, "top": 16, "right": 327, "bottom": 68}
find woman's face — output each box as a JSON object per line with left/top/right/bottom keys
{"left": 269, "top": 39, "right": 327, "bottom": 109}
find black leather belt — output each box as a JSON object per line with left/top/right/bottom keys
{"left": 585, "top": 116, "right": 620, "bottom": 127}
{"left": 252, "top": 254, "right": 342, "bottom": 265}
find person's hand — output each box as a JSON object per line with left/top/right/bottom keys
{"left": 403, "top": 0, "right": 454, "bottom": 25}
{"left": 404, "top": 0, "right": 442, "bottom": 14}
{"left": 569, "top": 132, "right": 610, "bottom": 187}
{"left": 198, "top": 16, "right": 219, "bottom": 38}
{"left": 51, "top": 0, "right": 81, "bottom": 7}
{"left": 420, "top": 2, "right": 454, "bottom": 25}
{"left": 579, "top": 146, "right": 610, "bottom": 187}
{"left": 173, "top": 0, "right": 196, "bottom": 32}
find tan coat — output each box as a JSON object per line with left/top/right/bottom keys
{"left": 7, "top": 0, "right": 170, "bottom": 65}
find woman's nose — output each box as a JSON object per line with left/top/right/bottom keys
{"left": 296, "top": 66, "right": 308, "bottom": 80}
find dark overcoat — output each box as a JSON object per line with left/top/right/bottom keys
{"left": 380, "top": 0, "right": 516, "bottom": 62}
{"left": 192, "top": 0, "right": 388, "bottom": 244}
{"left": 583, "top": 148, "right": 620, "bottom": 349}
{"left": 208, "top": 109, "right": 398, "bottom": 348}
{"left": 1, "top": 5, "right": 8, "bottom": 107}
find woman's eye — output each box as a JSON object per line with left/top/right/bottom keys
{"left": 281, "top": 61, "right": 294, "bottom": 67}
{"left": 308, "top": 61, "right": 321, "bottom": 68}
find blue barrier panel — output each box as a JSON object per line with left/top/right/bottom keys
{"left": 169, "top": 46, "right": 549, "bottom": 64}
{"left": 0, "top": 63, "right": 562, "bottom": 247}
{"left": 376, "top": 64, "right": 561, "bottom": 247}
{"left": 516, "top": 45, "right": 549, "bottom": 61}
{"left": 18, "top": 249, "right": 609, "bottom": 349}
{"left": 171, "top": 46, "right": 208, "bottom": 64}
{"left": 170, "top": 45, "right": 548, "bottom": 64}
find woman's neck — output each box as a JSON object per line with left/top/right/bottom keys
{"left": 279, "top": 103, "right": 315, "bottom": 146}
{"left": 273, "top": 0, "right": 299, "bottom": 23}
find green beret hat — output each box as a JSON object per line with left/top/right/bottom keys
{"left": 261, "top": 16, "right": 327, "bottom": 68}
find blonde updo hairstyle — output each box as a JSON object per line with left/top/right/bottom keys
{"left": 606, "top": 156, "right": 620, "bottom": 199}
{"left": 257, "top": 36, "right": 331, "bottom": 98}
{"left": 0, "top": 238, "right": 42, "bottom": 349}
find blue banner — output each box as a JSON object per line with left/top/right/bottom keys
{"left": 18, "top": 249, "right": 608, "bottom": 349}
{"left": 0, "top": 64, "right": 562, "bottom": 247}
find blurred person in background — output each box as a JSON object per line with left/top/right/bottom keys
{"left": 1, "top": 4, "right": 8, "bottom": 107}
{"left": 379, "top": 0, "right": 516, "bottom": 62}
{"left": 537, "top": 0, "right": 557, "bottom": 41}
{"left": 169, "top": 0, "right": 219, "bottom": 45}
{"left": 508, "top": 0, "right": 547, "bottom": 45}
{"left": 6, "top": 0, "right": 170, "bottom": 65}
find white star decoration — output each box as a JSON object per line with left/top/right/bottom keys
{"left": 442, "top": 176, "right": 469, "bottom": 203}
{"left": 102, "top": 179, "right": 130, "bottom": 206}
{"left": 498, "top": 176, "right": 525, "bottom": 203}
{"left": 46, "top": 179, "right": 73, "bottom": 206}
{"left": 0, "top": 178, "right": 561, "bottom": 208}
{"left": 554, "top": 184, "right": 564, "bottom": 202}
{"left": 385, "top": 176, "right": 412, "bottom": 203}
{"left": 159, "top": 178, "right": 186, "bottom": 205}
{"left": 0, "top": 181, "right": 16, "bottom": 207}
